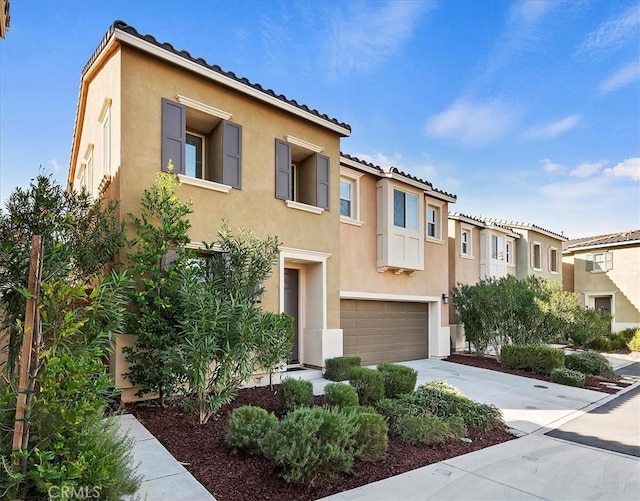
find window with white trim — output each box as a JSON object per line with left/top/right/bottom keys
{"left": 102, "top": 104, "right": 111, "bottom": 176}
{"left": 394, "top": 189, "right": 418, "bottom": 230}
{"left": 339, "top": 168, "right": 363, "bottom": 223}
{"left": 532, "top": 242, "right": 542, "bottom": 270}
{"left": 586, "top": 251, "right": 613, "bottom": 272}
{"left": 549, "top": 247, "right": 559, "bottom": 273}
{"left": 491, "top": 234, "right": 505, "bottom": 260}
{"left": 340, "top": 180, "right": 353, "bottom": 217}
{"left": 426, "top": 204, "right": 442, "bottom": 239}
{"left": 506, "top": 239, "right": 514, "bottom": 265}
{"left": 460, "top": 226, "right": 472, "bottom": 257}
{"left": 185, "top": 132, "right": 205, "bottom": 179}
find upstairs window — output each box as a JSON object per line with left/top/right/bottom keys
{"left": 426, "top": 203, "right": 442, "bottom": 239}
{"left": 275, "top": 138, "right": 329, "bottom": 209}
{"left": 461, "top": 227, "right": 472, "bottom": 256}
{"left": 586, "top": 251, "right": 613, "bottom": 272}
{"left": 161, "top": 97, "right": 242, "bottom": 189}
{"left": 394, "top": 190, "right": 418, "bottom": 230}
{"left": 506, "top": 239, "right": 514, "bottom": 265}
{"left": 549, "top": 247, "right": 559, "bottom": 273}
{"left": 340, "top": 180, "right": 353, "bottom": 217}
{"left": 100, "top": 102, "right": 111, "bottom": 176}
{"left": 491, "top": 235, "right": 505, "bottom": 260}
{"left": 532, "top": 242, "right": 542, "bottom": 270}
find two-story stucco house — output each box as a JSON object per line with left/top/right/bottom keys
{"left": 338, "top": 155, "right": 456, "bottom": 365}
{"left": 68, "top": 22, "right": 457, "bottom": 398}
{"left": 563, "top": 230, "right": 640, "bottom": 332}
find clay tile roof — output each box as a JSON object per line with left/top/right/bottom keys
{"left": 448, "top": 212, "right": 520, "bottom": 236}
{"left": 482, "top": 218, "right": 567, "bottom": 240}
{"left": 340, "top": 153, "right": 457, "bottom": 201}
{"left": 564, "top": 229, "right": 640, "bottom": 250}
{"left": 87, "top": 21, "right": 351, "bottom": 132}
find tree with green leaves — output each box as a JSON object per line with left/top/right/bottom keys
{"left": 123, "top": 166, "right": 194, "bottom": 406}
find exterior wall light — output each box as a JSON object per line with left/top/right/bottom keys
{"left": 442, "top": 293, "right": 449, "bottom": 304}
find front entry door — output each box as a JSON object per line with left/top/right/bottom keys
{"left": 284, "top": 268, "right": 300, "bottom": 363}
{"left": 594, "top": 296, "right": 612, "bottom": 332}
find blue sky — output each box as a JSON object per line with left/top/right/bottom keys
{"left": 1, "top": 0, "right": 638, "bottom": 238}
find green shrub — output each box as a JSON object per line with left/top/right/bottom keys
{"left": 260, "top": 406, "right": 357, "bottom": 483}
{"left": 408, "top": 380, "right": 504, "bottom": 430}
{"left": 586, "top": 335, "right": 612, "bottom": 352}
{"left": 349, "top": 367, "right": 385, "bottom": 406}
{"left": 341, "top": 406, "right": 388, "bottom": 461}
{"left": 225, "top": 405, "right": 278, "bottom": 454}
{"left": 550, "top": 368, "right": 585, "bottom": 388}
{"left": 500, "top": 344, "right": 565, "bottom": 375}
{"left": 395, "top": 414, "right": 464, "bottom": 445}
{"left": 281, "top": 378, "right": 314, "bottom": 413}
{"left": 626, "top": 329, "right": 640, "bottom": 352}
{"left": 377, "top": 363, "right": 418, "bottom": 398}
{"left": 324, "top": 356, "right": 361, "bottom": 381}
{"left": 374, "top": 398, "right": 418, "bottom": 434}
{"left": 565, "top": 351, "right": 616, "bottom": 379}
{"left": 324, "top": 382, "right": 359, "bottom": 408}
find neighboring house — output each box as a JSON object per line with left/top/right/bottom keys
{"left": 447, "top": 213, "right": 520, "bottom": 350}
{"left": 0, "top": 0, "right": 9, "bottom": 39}
{"left": 68, "top": 21, "right": 351, "bottom": 400}
{"left": 483, "top": 219, "right": 567, "bottom": 284}
{"left": 563, "top": 230, "right": 640, "bottom": 332}
{"left": 339, "top": 155, "right": 456, "bottom": 365}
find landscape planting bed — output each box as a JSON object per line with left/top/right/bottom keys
{"left": 128, "top": 386, "right": 515, "bottom": 501}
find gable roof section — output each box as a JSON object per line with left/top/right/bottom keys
{"left": 482, "top": 218, "right": 567, "bottom": 241}
{"left": 448, "top": 212, "right": 520, "bottom": 238}
{"left": 564, "top": 229, "right": 640, "bottom": 252}
{"left": 340, "top": 153, "right": 457, "bottom": 203}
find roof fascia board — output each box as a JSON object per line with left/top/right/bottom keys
{"left": 564, "top": 240, "right": 640, "bottom": 253}
{"left": 113, "top": 30, "right": 351, "bottom": 137}
{"left": 340, "top": 156, "right": 384, "bottom": 176}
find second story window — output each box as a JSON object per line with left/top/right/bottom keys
{"left": 532, "top": 242, "right": 542, "bottom": 270}
{"left": 549, "top": 247, "right": 559, "bottom": 273}
{"left": 492, "top": 235, "right": 505, "bottom": 260}
{"left": 506, "top": 239, "right": 514, "bottom": 265}
{"left": 100, "top": 102, "right": 111, "bottom": 176}
{"left": 426, "top": 204, "right": 442, "bottom": 239}
{"left": 461, "top": 227, "right": 472, "bottom": 256}
{"left": 185, "top": 132, "right": 205, "bottom": 179}
{"left": 394, "top": 190, "right": 418, "bottom": 230}
{"left": 340, "top": 180, "right": 353, "bottom": 217}
{"left": 586, "top": 251, "right": 613, "bottom": 272}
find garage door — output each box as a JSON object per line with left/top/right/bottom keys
{"left": 341, "top": 299, "right": 428, "bottom": 366}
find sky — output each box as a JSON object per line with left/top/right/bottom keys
{"left": 0, "top": 0, "right": 638, "bottom": 239}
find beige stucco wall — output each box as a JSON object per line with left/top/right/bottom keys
{"left": 571, "top": 245, "right": 640, "bottom": 329}
{"left": 340, "top": 172, "right": 449, "bottom": 327}
{"left": 514, "top": 229, "right": 563, "bottom": 284}
{"left": 116, "top": 46, "right": 343, "bottom": 326}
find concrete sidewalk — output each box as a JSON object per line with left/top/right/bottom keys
{"left": 119, "top": 355, "right": 640, "bottom": 501}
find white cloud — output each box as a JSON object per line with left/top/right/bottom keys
{"left": 325, "top": 1, "right": 433, "bottom": 80}
{"left": 539, "top": 158, "right": 562, "bottom": 173}
{"left": 509, "top": 0, "right": 554, "bottom": 26}
{"left": 47, "top": 159, "right": 61, "bottom": 172}
{"left": 570, "top": 161, "right": 605, "bottom": 178}
{"left": 599, "top": 61, "right": 640, "bottom": 94}
{"left": 579, "top": 4, "right": 640, "bottom": 56}
{"left": 525, "top": 114, "right": 580, "bottom": 139}
{"left": 425, "top": 98, "right": 519, "bottom": 146}
{"left": 603, "top": 157, "right": 640, "bottom": 181}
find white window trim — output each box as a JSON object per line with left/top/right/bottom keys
{"left": 178, "top": 174, "right": 232, "bottom": 193}
{"left": 83, "top": 144, "right": 94, "bottom": 194}
{"left": 339, "top": 167, "right": 363, "bottom": 225}
{"left": 176, "top": 94, "right": 232, "bottom": 120}
{"left": 460, "top": 224, "right": 473, "bottom": 258}
{"left": 77, "top": 164, "right": 87, "bottom": 191}
{"left": 584, "top": 292, "right": 616, "bottom": 317}
{"left": 426, "top": 200, "right": 444, "bottom": 242}
{"left": 548, "top": 246, "right": 559, "bottom": 274}
{"left": 506, "top": 238, "right": 515, "bottom": 267}
{"left": 531, "top": 241, "right": 543, "bottom": 271}
{"left": 285, "top": 135, "right": 323, "bottom": 153}
{"left": 285, "top": 200, "right": 324, "bottom": 214}
{"left": 101, "top": 104, "right": 111, "bottom": 176}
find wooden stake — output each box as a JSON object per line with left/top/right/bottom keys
{"left": 12, "top": 235, "right": 42, "bottom": 455}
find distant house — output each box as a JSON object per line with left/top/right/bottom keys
{"left": 563, "top": 230, "right": 640, "bottom": 332}
{"left": 339, "top": 155, "right": 456, "bottom": 365}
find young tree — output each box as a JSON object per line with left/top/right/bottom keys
{"left": 123, "top": 167, "right": 193, "bottom": 406}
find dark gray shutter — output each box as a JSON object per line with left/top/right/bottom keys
{"left": 275, "top": 139, "right": 291, "bottom": 200}
{"left": 585, "top": 253, "right": 593, "bottom": 272}
{"left": 222, "top": 120, "right": 242, "bottom": 189}
{"left": 161, "top": 98, "right": 185, "bottom": 174}
{"left": 316, "top": 154, "right": 330, "bottom": 210}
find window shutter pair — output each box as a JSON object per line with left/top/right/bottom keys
{"left": 161, "top": 98, "right": 242, "bottom": 188}
{"left": 274, "top": 139, "right": 330, "bottom": 209}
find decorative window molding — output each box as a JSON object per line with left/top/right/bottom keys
{"left": 460, "top": 224, "right": 473, "bottom": 257}
{"left": 178, "top": 174, "right": 232, "bottom": 193}
{"left": 98, "top": 98, "right": 112, "bottom": 122}
{"left": 426, "top": 200, "right": 444, "bottom": 242}
{"left": 531, "top": 241, "right": 543, "bottom": 271}
{"left": 285, "top": 135, "right": 323, "bottom": 153}
{"left": 284, "top": 200, "right": 324, "bottom": 214}
{"left": 548, "top": 247, "right": 559, "bottom": 274}
{"left": 176, "top": 94, "right": 232, "bottom": 120}
{"left": 506, "top": 238, "right": 515, "bottom": 266}
{"left": 339, "top": 167, "right": 364, "bottom": 224}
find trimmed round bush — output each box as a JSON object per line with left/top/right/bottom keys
{"left": 550, "top": 368, "right": 585, "bottom": 388}
{"left": 395, "top": 414, "right": 460, "bottom": 445}
{"left": 500, "top": 344, "right": 565, "bottom": 375}
{"left": 324, "top": 382, "right": 359, "bottom": 408}
{"left": 260, "top": 406, "right": 357, "bottom": 483}
{"left": 565, "top": 351, "right": 616, "bottom": 379}
{"left": 281, "top": 377, "right": 314, "bottom": 413}
{"left": 324, "top": 356, "right": 361, "bottom": 381}
{"left": 627, "top": 329, "right": 640, "bottom": 352}
{"left": 342, "top": 406, "right": 388, "bottom": 461}
{"left": 349, "top": 367, "right": 385, "bottom": 406}
{"left": 225, "top": 405, "right": 278, "bottom": 454}
{"left": 376, "top": 363, "right": 418, "bottom": 398}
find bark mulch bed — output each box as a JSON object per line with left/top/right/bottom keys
{"left": 127, "top": 386, "right": 515, "bottom": 501}
{"left": 445, "top": 353, "right": 632, "bottom": 394}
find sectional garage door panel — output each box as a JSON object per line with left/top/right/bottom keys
{"left": 341, "top": 300, "right": 428, "bottom": 366}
